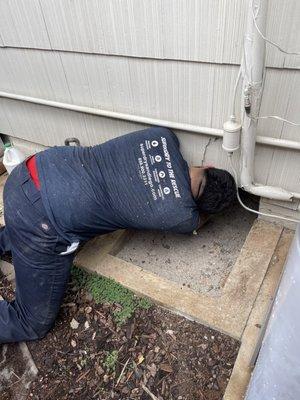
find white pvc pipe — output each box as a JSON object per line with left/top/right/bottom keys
{"left": 243, "top": 184, "right": 298, "bottom": 201}
{"left": 256, "top": 136, "right": 300, "bottom": 151}
{"left": 0, "top": 91, "right": 223, "bottom": 138}
{"left": 241, "top": 0, "right": 269, "bottom": 189}
{"left": 237, "top": 0, "right": 300, "bottom": 201}
{"left": 1, "top": 91, "right": 300, "bottom": 152}
{"left": 234, "top": 0, "right": 300, "bottom": 202}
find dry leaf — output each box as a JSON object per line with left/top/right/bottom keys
{"left": 70, "top": 318, "right": 79, "bottom": 330}
{"left": 160, "top": 363, "right": 173, "bottom": 373}
{"left": 137, "top": 354, "right": 144, "bottom": 365}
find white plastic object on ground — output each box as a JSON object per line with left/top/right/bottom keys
{"left": 245, "top": 225, "right": 300, "bottom": 400}
{"left": 3, "top": 143, "right": 26, "bottom": 174}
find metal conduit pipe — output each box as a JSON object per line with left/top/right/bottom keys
{"left": 1, "top": 91, "right": 300, "bottom": 152}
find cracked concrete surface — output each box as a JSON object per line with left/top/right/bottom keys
{"left": 118, "top": 201, "right": 256, "bottom": 295}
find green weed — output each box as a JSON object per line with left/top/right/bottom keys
{"left": 103, "top": 350, "right": 118, "bottom": 372}
{"left": 71, "top": 266, "right": 152, "bottom": 325}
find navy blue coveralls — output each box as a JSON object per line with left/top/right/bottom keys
{"left": 0, "top": 127, "right": 199, "bottom": 343}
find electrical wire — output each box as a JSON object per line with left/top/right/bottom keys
{"left": 252, "top": 115, "right": 300, "bottom": 126}
{"left": 251, "top": 0, "right": 300, "bottom": 56}
{"left": 228, "top": 154, "right": 300, "bottom": 224}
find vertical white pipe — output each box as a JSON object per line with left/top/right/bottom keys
{"left": 241, "top": 0, "right": 269, "bottom": 189}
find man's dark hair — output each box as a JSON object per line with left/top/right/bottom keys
{"left": 196, "top": 168, "right": 236, "bottom": 214}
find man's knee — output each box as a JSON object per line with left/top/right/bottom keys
{"left": 35, "top": 325, "right": 51, "bottom": 340}
{"left": 19, "top": 304, "right": 57, "bottom": 341}
{"left": 29, "top": 308, "right": 57, "bottom": 339}
{"left": 0, "top": 300, "right": 54, "bottom": 343}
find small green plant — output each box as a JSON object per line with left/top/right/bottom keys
{"left": 103, "top": 350, "right": 118, "bottom": 372}
{"left": 71, "top": 265, "right": 89, "bottom": 288}
{"left": 71, "top": 266, "right": 152, "bottom": 325}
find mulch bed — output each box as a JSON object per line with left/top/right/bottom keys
{"left": 1, "top": 272, "right": 240, "bottom": 400}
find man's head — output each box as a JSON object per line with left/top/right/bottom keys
{"left": 191, "top": 167, "right": 236, "bottom": 215}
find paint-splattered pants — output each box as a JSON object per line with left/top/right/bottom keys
{"left": 0, "top": 163, "right": 74, "bottom": 343}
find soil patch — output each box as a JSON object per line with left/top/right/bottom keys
{"left": 1, "top": 270, "right": 239, "bottom": 400}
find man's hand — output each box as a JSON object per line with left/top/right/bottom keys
{"left": 193, "top": 214, "right": 210, "bottom": 235}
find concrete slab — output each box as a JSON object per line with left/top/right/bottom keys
{"left": 75, "top": 219, "right": 282, "bottom": 339}
{"left": 118, "top": 202, "right": 256, "bottom": 295}
{"left": 0, "top": 260, "right": 15, "bottom": 283}
{"left": 260, "top": 197, "right": 299, "bottom": 230}
{"left": 76, "top": 229, "right": 131, "bottom": 262}
{"left": 220, "top": 220, "right": 282, "bottom": 336}
{"left": 0, "top": 340, "right": 38, "bottom": 400}
{"left": 223, "top": 228, "right": 294, "bottom": 400}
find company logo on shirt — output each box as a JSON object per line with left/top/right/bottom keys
{"left": 137, "top": 136, "right": 182, "bottom": 201}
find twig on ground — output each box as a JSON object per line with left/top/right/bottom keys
{"left": 141, "top": 384, "right": 161, "bottom": 400}
{"left": 116, "top": 358, "right": 130, "bottom": 386}
{"left": 44, "top": 383, "right": 61, "bottom": 400}
{"left": 11, "top": 371, "right": 21, "bottom": 380}
{"left": 0, "top": 344, "right": 8, "bottom": 366}
{"left": 76, "top": 368, "right": 91, "bottom": 383}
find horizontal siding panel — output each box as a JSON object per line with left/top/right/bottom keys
{"left": 0, "top": 98, "right": 144, "bottom": 146}
{"left": 0, "top": 48, "right": 238, "bottom": 129}
{"left": 264, "top": 150, "right": 300, "bottom": 191}
{"left": 0, "top": 0, "right": 299, "bottom": 69}
{"left": 0, "top": 49, "right": 71, "bottom": 102}
{"left": 0, "top": 0, "right": 51, "bottom": 48}
{"left": 0, "top": 98, "right": 90, "bottom": 146}
{"left": 258, "top": 68, "right": 300, "bottom": 142}
{"left": 39, "top": 0, "right": 164, "bottom": 58}
{"left": 1, "top": 48, "right": 299, "bottom": 142}
{"left": 255, "top": 68, "right": 300, "bottom": 189}
{"left": 265, "top": 0, "right": 300, "bottom": 69}
{"left": 38, "top": 0, "right": 300, "bottom": 69}
{"left": 0, "top": 100, "right": 13, "bottom": 134}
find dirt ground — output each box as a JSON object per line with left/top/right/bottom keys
{"left": 1, "top": 270, "right": 239, "bottom": 400}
